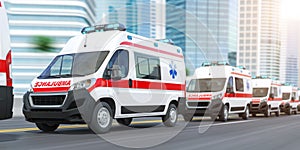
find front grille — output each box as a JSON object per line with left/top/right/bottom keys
{"left": 252, "top": 104, "right": 259, "bottom": 107}
{"left": 31, "top": 95, "right": 66, "bottom": 106}
{"left": 188, "top": 102, "right": 210, "bottom": 107}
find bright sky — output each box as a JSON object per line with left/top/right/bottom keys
{"left": 281, "top": 0, "right": 300, "bottom": 20}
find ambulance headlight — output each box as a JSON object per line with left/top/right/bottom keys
{"left": 212, "top": 93, "right": 223, "bottom": 100}
{"left": 28, "top": 84, "right": 34, "bottom": 92}
{"left": 70, "top": 78, "right": 96, "bottom": 91}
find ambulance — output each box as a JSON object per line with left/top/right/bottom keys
{"left": 180, "top": 62, "right": 252, "bottom": 122}
{"left": 0, "top": 0, "right": 13, "bottom": 120}
{"left": 23, "top": 23, "right": 186, "bottom": 133}
{"left": 251, "top": 77, "right": 281, "bottom": 117}
{"left": 280, "top": 84, "right": 299, "bottom": 115}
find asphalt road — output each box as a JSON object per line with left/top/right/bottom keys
{"left": 1, "top": 114, "right": 300, "bottom": 150}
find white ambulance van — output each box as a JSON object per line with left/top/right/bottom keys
{"left": 251, "top": 77, "right": 281, "bottom": 117}
{"left": 23, "top": 23, "right": 186, "bottom": 133}
{"left": 280, "top": 84, "right": 299, "bottom": 115}
{"left": 0, "top": 0, "right": 13, "bottom": 120}
{"left": 180, "top": 62, "right": 252, "bottom": 122}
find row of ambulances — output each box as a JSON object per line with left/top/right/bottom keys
{"left": 22, "top": 22, "right": 300, "bottom": 133}
{"left": 0, "top": 0, "right": 13, "bottom": 120}
{"left": 180, "top": 64, "right": 300, "bottom": 122}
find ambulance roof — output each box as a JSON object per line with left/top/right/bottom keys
{"left": 194, "top": 65, "right": 251, "bottom": 79}
{"left": 58, "top": 24, "right": 183, "bottom": 60}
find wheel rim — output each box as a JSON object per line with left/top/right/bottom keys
{"left": 97, "top": 107, "right": 110, "bottom": 128}
{"left": 170, "top": 108, "right": 177, "bottom": 123}
{"left": 224, "top": 106, "right": 228, "bottom": 120}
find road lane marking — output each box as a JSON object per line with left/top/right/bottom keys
{"left": 0, "top": 117, "right": 246, "bottom": 133}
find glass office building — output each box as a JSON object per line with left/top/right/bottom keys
{"left": 96, "top": 0, "right": 165, "bottom": 39}
{"left": 166, "top": 0, "right": 239, "bottom": 74}
{"left": 4, "top": 0, "right": 96, "bottom": 96}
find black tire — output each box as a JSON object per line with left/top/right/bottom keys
{"left": 293, "top": 109, "right": 297, "bottom": 115}
{"left": 264, "top": 107, "right": 271, "bottom": 117}
{"left": 275, "top": 108, "right": 280, "bottom": 117}
{"left": 252, "top": 113, "right": 256, "bottom": 117}
{"left": 162, "top": 104, "right": 178, "bottom": 127}
{"left": 242, "top": 106, "right": 250, "bottom": 120}
{"left": 36, "top": 123, "right": 59, "bottom": 132}
{"left": 286, "top": 107, "right": 292, "bottom": 115}
{"left": 89, "top": 102, "right": 113, "bottom": 134}
{"left": 182, "top": 113, "right": 193, "bottom": 122}
{"left": 219, "top": 105, "right": 229, "bottom": 122}
{"left": 116, "top": 118, "right": 132, "bottom": 126}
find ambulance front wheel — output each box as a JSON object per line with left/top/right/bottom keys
{"left": 116, "top": 118, "right": 132, "bottom": 126}
{"left": 36, "top": 123, "right": 59, "bottom": 132}
{"left": 219, "top": 105, "right": 229, "bottom": 122}
{"left": 162, "top": 104, "right": 178, "bottom": 127}
{"left": 89, "top": 102, "right": 113, "bottom": 134}
{"left": 275, "top": 109, "right": 280, "bottom": 117}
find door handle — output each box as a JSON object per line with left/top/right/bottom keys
{"left": 129, "top": 79, "right": 133, "bottom": 88}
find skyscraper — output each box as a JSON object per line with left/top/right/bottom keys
{"left": 166, "top": 0, "right": 239, "bottom": 74}
{"left": 5, "top": 0, "right": 96, "bottom": 96}
{"left": 96, "top": 0, "right": 165, "bottom": 39}
{"left": 238, "top": 0, "right": 281, "bottom": 78}
{"left": 280, "top": 19, "right": 300, "bottom": 86}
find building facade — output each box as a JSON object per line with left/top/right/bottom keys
{"left": 238, "top": 0, "right": 281, "bottom": 78}
{"left": 281, "top": 19, "right": 300, "bottom": 86}
{"left": 96, "top": 0, "right": 165, "bottom": 39}
{"left": 4, "top": 0, "right": 96, "bottom": 96}
{"left": 166, "top": 0, "right": 239, "bottom": 74}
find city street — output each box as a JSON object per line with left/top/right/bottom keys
{"left": 1, "top": 101, "right": 300, "bottom": 150}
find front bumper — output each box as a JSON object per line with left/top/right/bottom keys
{"left": 178, "top": 97, "right": 223, "bottom": 116}
{"left": 249, "top": 101, "right": 268, "bottom": 113}
{"left": 23, "top": 88, "right": 95, "bottom": 124}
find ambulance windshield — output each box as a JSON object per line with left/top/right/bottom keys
{"left": 187, "top": 78, "right": 226, "bottom": 92}
{"left": 38, "top": 51, "right": 109, "bottom": 79}
{"left": 282, "top": 93, "right": 291, "bottom": 100}
{"left": 253, "top": 88, "right": 269, "bottom": 97}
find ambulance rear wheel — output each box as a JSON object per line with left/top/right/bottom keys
{"left": 219, "top": 105, "right": 229, "bottom": 122}
{"left": 162, "top": 104, "right": 178, "bottom": 127}
{"left": 242, "top": 106, "right": 249, "bottom": 120}
{"left": 182, "top": 113, "right": 194, "bottom": 122}
{"left": 36, "top": 123, "right": 59, "bottom": 132}
{"left": 89, "top": 102, "right": 113, "bottom": 134}
{"left": 116, "top": 118, "right": 132, "bottom": 126}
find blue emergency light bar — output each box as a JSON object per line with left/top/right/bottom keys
{"left": 81, "top": 23, "right": 126, "bottom": 34}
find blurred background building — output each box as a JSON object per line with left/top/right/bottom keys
{"left": 238, "top": 0, "right": 281, "bottom": 78}
{"left": 166, "top": 0, "right": 239, "bottom": 74}
{"left": 4, "top": 0, "right": 96, "bottom": 97}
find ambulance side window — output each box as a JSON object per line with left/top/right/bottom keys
{"left": 105, "top": 50, "right": 129, "bottom": 78}
{"left": 135, "top": 53, "right": 161, "bottom": 80}
{"left": 235, "top": 77, "right": 244, "bottom": 92}
{"left": 226, "top": 76, "right": 234, "bottom": 93}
